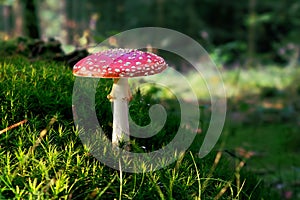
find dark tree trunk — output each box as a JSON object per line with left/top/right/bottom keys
{"left": 23, "top": 0, "right": 40, "bottom": 39}
{"left": 1, "top": 5, "right": 13, "bottom": 36}
{"left": 59, "top": 0, "right": 68, "bottom": 44}
{"left": 156, "top": 0, "right": 164, "bottom": 27}
{"left": 13, "top": 0, "right": 24, "bottom": 37}
{"left": 246, "top": 0, "right": 256, "bottom": 67}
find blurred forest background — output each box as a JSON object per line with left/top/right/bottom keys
{"left": 0, "top": 0, "right": 299, "bottom": 67}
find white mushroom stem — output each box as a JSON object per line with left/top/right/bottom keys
{"left": 108, "top": 78, "right": 132, "bottom": 146}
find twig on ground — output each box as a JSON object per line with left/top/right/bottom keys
{"left": 0, "top": 119, "right": 28, "bottom": 135}
{"left": 29, "top": 116, "right": 57, "bottom": 155}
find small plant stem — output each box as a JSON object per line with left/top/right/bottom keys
{"left": 148, "top": 173, "right": 165, "bottom": 200}
{"left": 97, "top": 173, "right": 117, "bottom": 198}
{"left": 213, "top": 181, "right": 232, "bottom": 200}
{"left": 234, "top": 159, "right": 246, "bottom": 200}
{"left": 214, "top": 158, "right": 247, "bottom": 200}
{"left": 202, "top": 151, "right": 223, "bottom": 192}
{"left": 119, "top": 159, "right": 123, "bottom": 200}
{"left": 190, "top": 152, "right": 201, "bottom": 200}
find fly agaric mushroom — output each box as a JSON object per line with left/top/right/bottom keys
{"left": 73, "top": 48, "right": 167, "bottom": 146}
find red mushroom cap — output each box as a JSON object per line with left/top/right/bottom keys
{"left": 73, "top": 48, "right": 167, "bottom": 78}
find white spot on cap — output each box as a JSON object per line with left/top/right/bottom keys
{"left": 136, "top": 62, "right": 141, "bottom": 65}
{"left": 124, "top": 62, "right": 131, "bottom": 66}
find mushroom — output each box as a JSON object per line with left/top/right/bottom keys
{"left": 73, "top": 48, "right": 167, "bottom": 146}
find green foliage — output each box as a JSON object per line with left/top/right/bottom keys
{"left": 0, "top": 0, "right": 14, "bottom": 5}
{"left": 2, "top": 0, "right": 300, "bottom": 66}
{"left": 83, "top": 0, "right": 299, "bottom": 66}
